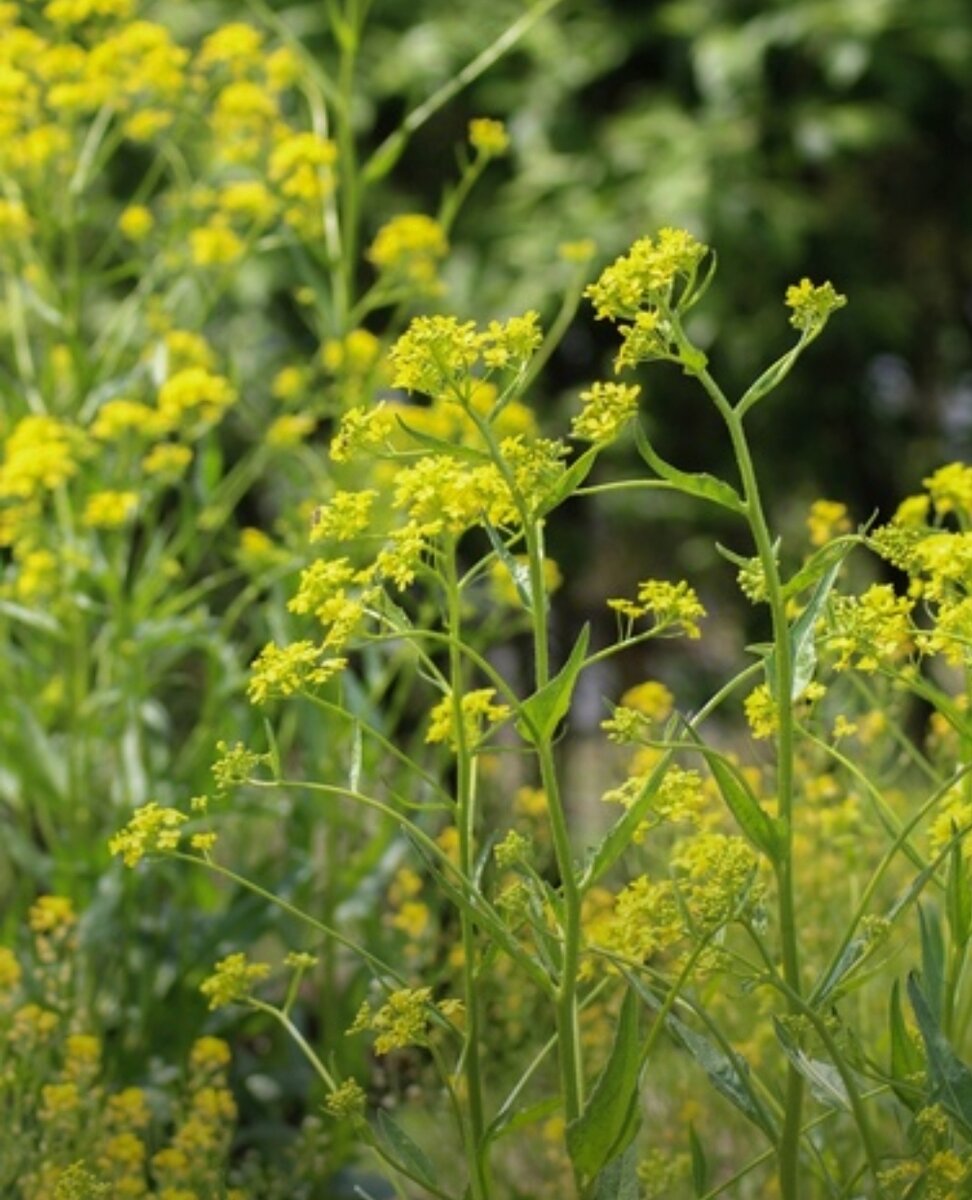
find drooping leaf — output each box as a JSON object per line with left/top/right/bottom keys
{"left": 375, "top": 1109, "right": 437, "bottom": 1189}
{"left": 626, "top": 973, "right": 778, "bottom": 1140}
{"left": 566, "top": 986, "right": 642, "bottom": 1184}
{"left": 907, "top": 972, "right": 972, "bottom": 1137}
{"left": 773, "top": 1019, "right": 851, "bottom": 1111}
{"left": 517, "top": 624, "right": 590, "bottom": 745}
{"left": 484, "top": 520, "right": 533, "bottom": 608}
{"left": 635, "top": 423, "right": 744, "bottom": 514}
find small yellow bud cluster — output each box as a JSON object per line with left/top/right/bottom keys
{"left": 200, "top": 952, "right": 270, "bottom": 1009}
{"left": 608, "top": 578, "right": 706, "bottom": 638}
{"left": 426, "top": 688, "right": 511, "bottom": 752}
{"left": 784, "top": 277, "right": 847, "bottom": 333}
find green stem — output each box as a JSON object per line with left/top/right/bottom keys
{"left": 691, "top": 354, "right": 804, "bottom": 1198}
{"left": 443, "top": 546, "right": 492, "bottom": 1200}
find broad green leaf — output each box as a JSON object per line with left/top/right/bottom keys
{"left": 766, "top": 554, "right": 847, "bottom": 701}
{"left": 888, "top": 979, "right": 923, "bottom": 1112}
{"left": 591, "top": 1143, "right": 639, "bottom": 1200}
{"left": 773, "top": 1019, "right": 850, "bottom": 1111}
{"left": 635, "top": 423, "right": 744, "bottom": 514}
{"left": 907, "top": 973, "right": 972, "bottom": 1137}
{"left": 484, "top": 520, "right": 533, "bottom": 608}
{"left": 537, "top": 445, "right": 599, "bottom": 515}
{"left": 517, "top": 624, "right": 590, "bottom": 745}
{"left": 689, "top": 1124, "right": 708, "bottom": 1196}
{"left": 919, "top": 906, "right": 946, "bottom": 1028}
{"left": 375, "top": 1109, "right": 437, "bottom": 1188}
{"left": 567, "top": 986, "right": 642, "bottom": 1184}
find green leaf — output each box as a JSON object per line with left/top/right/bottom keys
{"left": 484, "top": 520, "right": 532, "bottom": 608}
{"left": 0, "top": 600, "right": 63, "bottom": 636}
{"left": 393, "top": 415, "right": 490, "bottom": 463}
{"left": 567, "top": 986, "right": 642, "bottom": 1185}
{"left": 590, "top": 1143, "right": 640, "bottom": 1200}
{"left": 947, "top": 832, "right": 972, "bottom": 949}
{"left": 517, "top": 624, "right": 590, "bottom": 745}
{"left": 907, "top": 973, "right": 972, "bottom": 1137}
{"left": 681, "top": 729, "right": 782, "bottom": 861}
{"left": 888, "top": 980, "right": 923, "bottom": 1112}
{"left": 919, "top": 905, "right": 946, "bottom": 1028}
{"left": 375, "top": 1109, "right": 437, "bottom": 1189}
{"left": 362, "top": 129, "right": 408, "bottom": 184}
{"left": 782, "top": 536, "right": 859, "bottom": 601}
{"left": 537, "top": 445, "right": 599, "bottom": 516}
{"left": 773, "top": 1019, "right": 850, "bottom": 1111}
{"left": 583, "top": 752, "right": 673, "bottom": 887}
{"left": 689, "top": 1124, "right": 708, "bottom": 1196}
{"left": 626, "top": 973, "right": 778, "bottom": 1140}
{"left": 634, "top": 423, "right": 744, "bottom": 514}
{"left": 766, "top": 553, "right": 847, "bottom": 701}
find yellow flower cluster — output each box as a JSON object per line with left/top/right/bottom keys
{"left": 368, "top": 213, "right": 449, "bottom": 291}
{"left": 426, "top": 688, "right": 512, "bottom": 752}
{"left": 571, "top": 381, "right": 641, "bottom": 445}
{"left": 784, "top": 277, "right": 848, "bottom": 333}
{"left": 608, "top": 578, "right": 706, "bottom": 638}
{"left": 468, "top": 117, "right": 510, "bottom": 157}
{"left": 199, "top": 952, "right": 271, "bottom": 1010}
{"left": 348, "top": 987, "right": 437, "bottom": 1054}
{"left": 108, "top": 803, "right": 188, "bottom": 866}
{"left": 389, "top": 311, "right": 542, "bottom": 398}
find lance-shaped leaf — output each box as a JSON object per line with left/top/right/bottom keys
{"left": 517, "top": 624, "right": 589, "bottom": 745}
{"left": 918, "top": 905, "right": 946, "bottom": 1029}
{"left": 484, "top": 520, "right": 533, "bottom": 609}
{"left": 681, "top": 726, "right": 783, "bottom": 861}
{"left": 375, "top": 1109, "right": 437, "bottom": 1189}
{"left": 888, "top": 979, "right": 924, "bottom": 1112}
{"left": 907, "top": 973, "right": 972, "bottom": 1138}
{"left": 634, "top": 423, "right": 744, "bottom": 515}
{"left": 947, "top": 832, "right": 972, "bottom": 950}
{"left": 773, "top": 1019, "right": 851, "bottom": 1111}
{"left": 394, "top": 415, "right": 490, "bottom": 463}
{"left": 626, "top": 973, "right": 778, "bottom": 1140}
{"left": 766, "top": 553, "right": 847, "bottom": 701}
{"left": 537, "top": 445, "right": 599, "bottom": 516}
{"left": 567, "top": 986, "right": 642, "bottom": 1186}
{"left": 591, "top": 1143, "right": 640, "bottom": 1200}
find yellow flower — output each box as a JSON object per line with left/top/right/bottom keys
{"left": 29, "top": 894, "right": 77, "bottom": 934}
{"left": 784, "top": 277, "right": 847, "bottom": 333}
{"left": 806, "top": 499, "right": 851, "bottom": 547}
{"left": 266, "top": 413, "right": 315, "bottom": 447}
{"left": 157, "top": 367, "right": 236, "bottom": 428}
{"left": 119, "top": 204, "right": 153, "bottom": 241}
{"left": 426, "top": 688, "right": 511, "bottom": 751}
{"left": 189, "top": 1036, "right": 232, "bottom": 1074}
{"left": 468, "top": 117, "right": 509, "bottom": 157}
{"left": 571, "top": 381, "right": 641, "bottom": 444}
{"left": 83, "top": 489, "right": 138, "bottom": 529}
{"left": 109, "top": 803, "right": 188, "bottom": 866}
{"left": 200, "top": 952, "right": 270, "bottom": 1009}
{"left": 0, "top": 946, "right": 22, "bottom": 995}
{"left": 142, "top": 443, "right": 192, "bottom": 477}
{"left": 190, "top": 219, "right": 245, "bottom": 267}
{"left": 368, "top": 213, "right": 448, "bottom": 290}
